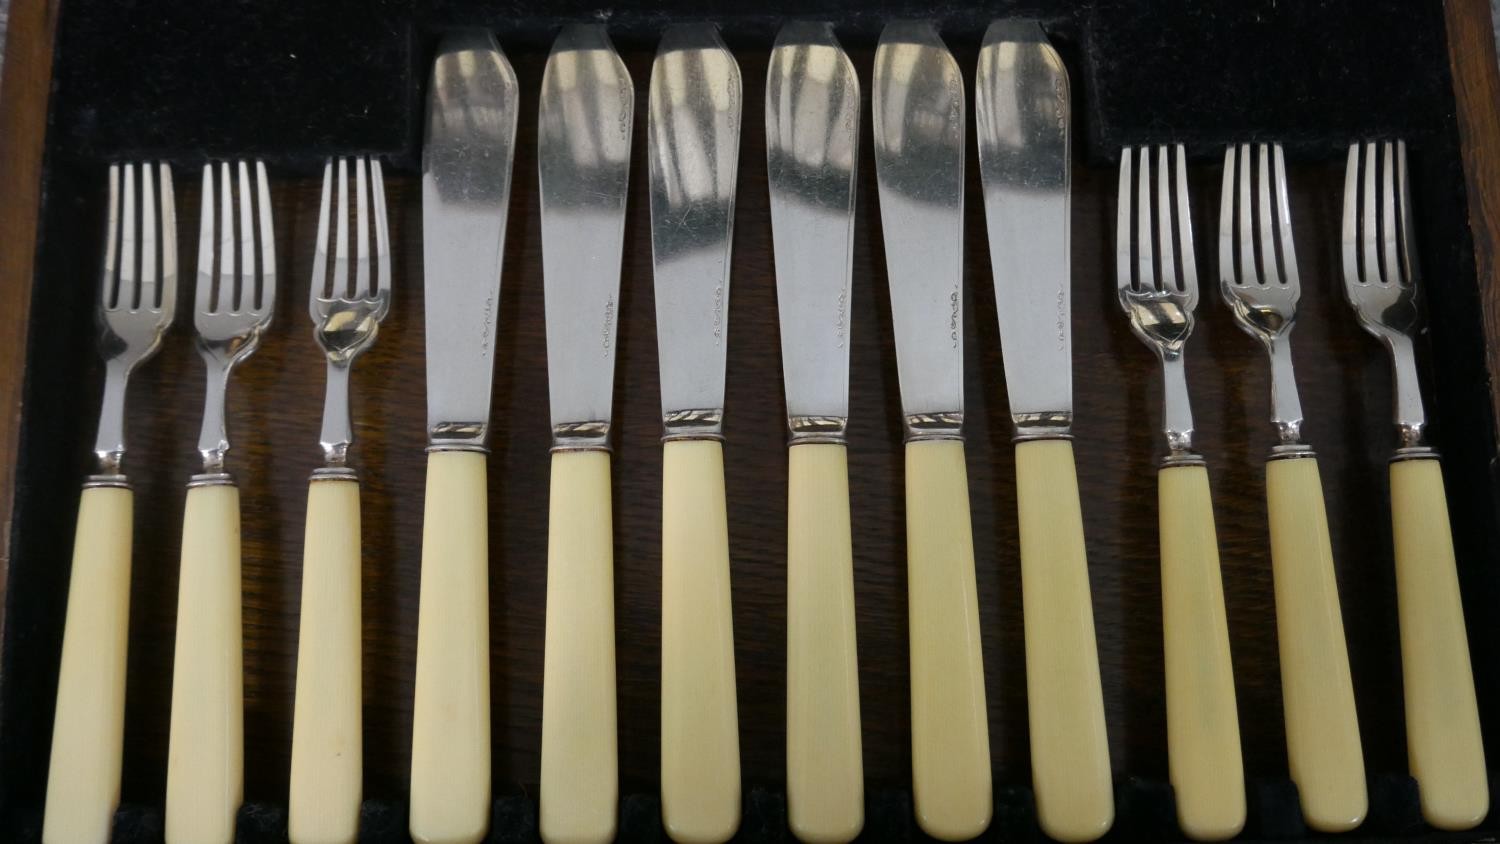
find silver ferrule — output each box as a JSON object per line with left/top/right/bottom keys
{"left": 663, "top": 407, "right": 724, "bottom": 442}
{"left": 1011, "top": 410, "right": 1072, "bottom": 442}
{"left": 83, "top": 473, "right": 130, "bottom": 490}
{"left": 552, "top": 420, "right": 612, "bottom": 452}
{"left": 188, "top": 471, "right": 235, "bottom": 488}
{"left": 428, "top": 421, "right": 490, "bottom": 453}
{"left": 319, "top": 360, "right": 354, "bottom": 467}
{"left": 1160, "top": 450, "right": 1205, "bottom": 468}
{"left": 904, "top": 411, "right": 963, "bottom": 443}
{"left": 788, "top": 415, "right": 847, "bottom": 446}
{"left": 1268, "top": 442, "right": 1315, "bottom": 461}
{"left": 311, "top": 465, "right": 358, "bottom": 482}
{"left": 1266, "top": 335, "right": 1305, "bottom": 446}
{"left": 1391, "top": 445, "right": 1439, "bottom": 463}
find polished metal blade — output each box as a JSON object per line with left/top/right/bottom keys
{"left": 648, "top": 24, "right": 742, "bottom": 437}
{"left": 872, "top": 21, "right": 966, "bottom": 434}
{"left": 767, "top": 21, "right": 860, "bottom": 441}
{"left": 976, "top": 20, "right": 1073, "bottom": 435}
{"left": 540, "top": 24, "right": 633, "bottom": 448}
{"left": 422, "top": 30, "right": 519, "bottom": 448}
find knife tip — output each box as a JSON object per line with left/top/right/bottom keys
{"left": 878, "top": 19, "right": 944, "bottom": 48}
{"left": 773, "top": 20, "right": 839, "bottom": 49}
{"left": 982, "top": 19, "right": 1049, "bottom": 47}
{"left": 658, "top": 22, "right": 726, "bottom": 54}
{"left": 552, "top": 23, "right": 617, "bottom": 54}
{"left": 434, "top": 28, "right": 503, "bottom": 60}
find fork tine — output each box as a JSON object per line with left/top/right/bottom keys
{"left": 1255, "top": 144, "right": 1280, "bottom": 285}
{"left": 197, "top": 164, "right": 217, "bottom": 313}
{"left": 139, "top": 163, "right": 158, "bottom": 312}
{"left": 355, "top": 157, "right": 371, "bottom": 296}
{"left": 1380, "top": 141, "right": 1399, "bottom": 286}
{"left": 120, "top": 164, "right": 139, "bottom": 312}
{"left": 1361, "top": 142, "right": 1380, "bottom": 284}
{"left": 1174, "top": 144, "right": 1199, "bottom": 303}
{"left": 1156, "top": 145, "right": 1178, "bottom": 293}
{"left": 372, "top": 159, "right": 391, "bottom": 295}
{"left": 311, "top": 159, "right": 333, "bottom": 307}
{"left": 1271, "top": 144, "right": 1300, "bottom": 289}
{"left": 238, "top": 161, "right": 256, "bottom": 311}
{"left": 217, "top": 162, "right": 235, "bottom": 312}
{"left": 159, "top": 164, "right": 178, "bottom": 318}
{"left": 256, "top": 160, "right": 276, "bottom": 312}
{"left": 101, "top": 164, "right": 122, "bottom": 311}
{"left": 1341, "top": 143, "right": 1361, "bottom": 288}
{"left": 1219, "top": 145, "right": 1236, "bottom": 285}
{"left": 1137, "top": 147, "right": 1155, "bottom": 290}
{"left": 1238, "top": 144, "right": 1258, "bottom": 285}
{"left": 334, "top": 158, "right": 350, "bottom": 298}
{"left": 1395, "top": 140, "right": 1418, "bottom": 287}
{"left": 1115, "top": 146, "right": 1133, "bottom": 292}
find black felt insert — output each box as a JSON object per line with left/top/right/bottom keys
{"left": 8, "top": 1, "right": 1496, "bottom": 842}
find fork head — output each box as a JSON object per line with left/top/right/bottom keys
{"left": 309, "top": 156, "right": 391, "bottom": 364}
{"left": 194, "top": 160, "right": 276, "bottom": 365}
{"left": 99, "top": 162, "right": 177, "bottom": 369}
{"left": 1115, "top": 144, "right": 1199, "bottom": 357}
{"left": 1218, "top": 142, "right": 1301, "bottom": 345}
{"left": 1341, "top": 140, "right": 1419, "bottom": 340}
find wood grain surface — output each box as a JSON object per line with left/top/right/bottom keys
{"left": 1, "top": 2, "right": 1498, "bottom": 829}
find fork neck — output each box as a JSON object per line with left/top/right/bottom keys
{"left": 1383, "top": 332, "right": 1428, "bottom": 449}
{"left": 1266, "top": 333, "right": 1306, "bottom": 448}
{"left": 1157, "top": 351, "right": 1199, "bottom": 465}
{"left": 91, "top": 357, "right": 131, "bottom": 477}
{"left": 319, "top": 360, "right": 354, "bottom": 467}
{"left": 196, "top": 358, "right": 232, "bottom": 474}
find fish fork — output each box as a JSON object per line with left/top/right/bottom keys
{"left": 44, "top": 163, "right": 177, "bottom": 844}
{"left": 1341, "top": 140, "right": 1486, "bottom": 831}
{"left": 166, "top": 160, "right": 275, "bottom": 844}
{"left": 1116, "top": 145, "right": 1243, "bottom": 841}
{"left": 289, "top": 157, "right": 391, "bottom": 844}
{"left": 1218, "top": 143, "right": 1366, "bottom": 833}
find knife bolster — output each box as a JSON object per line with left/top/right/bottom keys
{"left": 663, "top": 407, "right": 724, "bottom": 441}
{"left": 787, "top": 414, "right": 848, "bottom": 445}
{"left": 902, "top": 411, "right": 963, "bottom": 442}
{"left": 552, "top": 420, "right": 612, "bottom": 452}
{"left": 1010, "top": 410, "right": 1073, "bottom": 442}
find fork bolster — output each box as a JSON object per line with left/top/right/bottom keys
{"left": 1264, "top": 456, "right": 1367, "bottom": 832}
{"left": 44, "top": 485, "right": 133, "bottom": 844}
{"left": 904, "top": 439, "right": 992, "bottom": 841}
{"left": 410, "top": 450, "right": 492, "bottom": 844}
{"left": 1388, "top": 457, "right": 1488, "bottom": 830}
{"left": 1014, "top": 439, "right": 1113, "bottom": 842}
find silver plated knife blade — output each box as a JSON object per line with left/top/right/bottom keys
{"left": 872, "top": 21, "right": 966, "bottom": 438}
{"left": 540, "top": 24, "right": 633, "bottom": 449}
{"left": 423, "top": 30, "right": 519, "bottom": 448}
{"left": 767, "top": 22, "right": 860, "bottom": 442}
{"left": 976, "top": 20, "right": 1072, "bottom": 437}
{"left": 648, "top": 24, "right": 742, "bottom": 438}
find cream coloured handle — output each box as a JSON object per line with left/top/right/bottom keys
{"left": 43, "top": 485, "right": 133, "bottom": 844}
{"left": 1264, "top": 455, "right": 1366, "bottom": 833}
{"left": 410, "top": 450, "right": 492, "bottom": 844}
{"left": 289, "top": 477, "right": 363, "bottom": 844}
{"left": 660, "top": 439, "right": 741, "bottom": 844}
{"left": 1158, "top": 464, "right": 1244, "bottom": 842}
{"left": 1014, "top": 439, "right": 1113, "bottom": 843}
{"left": 165, "top": 482, "right": 244, "bottom": 844}
{"left": 1389, "top": 457, "right": 1487, "bottom": 830}
{"left": 904, "top": 439, "right": 991, "bottom": 841}
{"left": 786, "top": 443, "right": 863, "bottom": 844}
{"left": 540, "top": 449, "right": 619, "bottom": 844}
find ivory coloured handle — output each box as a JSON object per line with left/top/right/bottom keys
{"left": 904, "top": 439, "right": 991, "bottom": 841}
{"left": 410, "top": 450, "right": 492, "bottom": 844}
{"left": 786, "top": 443, "right": 863, "bottom": 844}
{"left": 165, "top": 482, "right": 244, "bottom": 844}
{"left": 540, "top": 449, "right": 619, "bottom": 844}
{"left": 1015, "top": 438, "right": 1113, "bottom": 843}
{"left": 289, "top": 477, "right": 363, "bottom": 844}
{"left": 43, "top": 485, "right": 133, "bottom": 844}
{"left": 1265, "top": 455, "right": 1366, "bottom": 832}
{"left": 660, "top": 439, "right": 741, "bottom": 844}
{"left": 1389, "top": 457, "right": 1487, "bottom": 830}
{"left": 1158, "top": 464, "right": 1244, "bottom": 841}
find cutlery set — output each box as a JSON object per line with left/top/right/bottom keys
{"left": 38, "top": 17, "right": 1484, "bottom": 844}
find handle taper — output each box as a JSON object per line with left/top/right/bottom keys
{"left": 1389, "top": 457, "right": 1486, "bottom": 830}
{"left": 786, "top": 443, "right": 863, "bottom": 844}
{"left": 661, "top": 439, "right": 741, "bottom": 844}
{"left": 1265, "top": 455, "right": 1366, "bottom": 833}
{"left": 541, "top": 449, "right": 619, "bottom": 844}
{"left": 289, "top": 477, "right": 363, "bottom": 844}
{"left": 904, "top": 439, "right": 991, "bottom": 841}
{"left": 1014, "top": 438, "right": 1113, "bottom": 843}
{"left": 165, "top": 482, "right": 244, "bottom": 844}
{"left": 1158, "top": 464, "right": 1244, "bottom": 842}
{"left": 44, "top": 485, "right": 133, "bottom": 844}
{"left": 410, "top": 450, "right": 492, "bottom": 844}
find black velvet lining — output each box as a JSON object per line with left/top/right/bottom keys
{"left": 6, "top": 1, "right": 1494, "bottom": 842}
